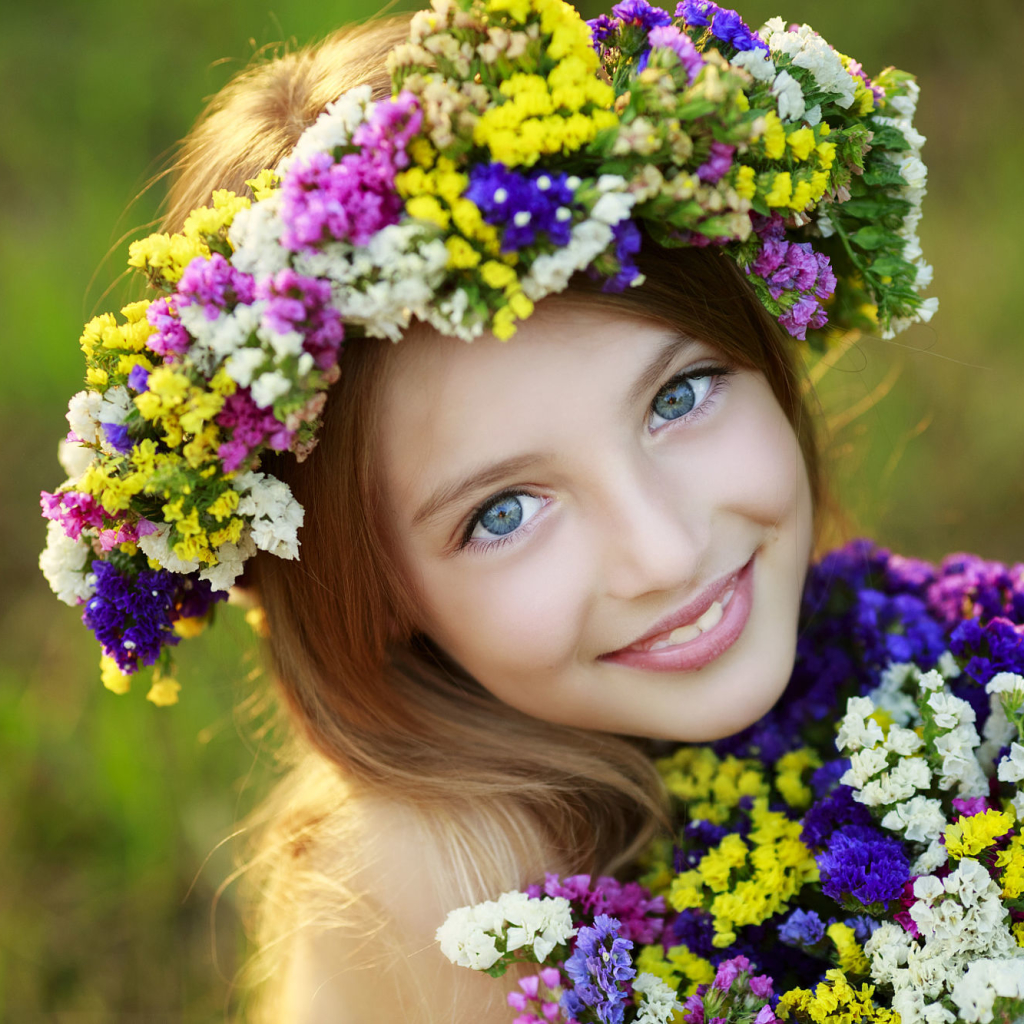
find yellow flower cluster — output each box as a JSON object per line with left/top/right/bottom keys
{"left": 775, "top": 747, "right": 823, "bottom": 811}
{"left": 668, "top": 798, "right": 819, "bottom": 947}
{"left": 635, "top": 942, "right": 715, "bottom": 997}
{"left": 944, "top": 809, "right": 1015, "bottom": 860}
{"left": 996, "top": 832, "right": 1024, "bottom": 899}
{"left": 777, "top": 969, "right": 899, "bottom": 1024}
{"left": 657, "top": 747, "right": 770, "bottom": 824}
{"left": 128, "top": 190, "right": 250, "bottom": 285}
{"left": 397, "top": 150, "right": 536, "bottom": 339}
{"left": 134, "top": 365, "right": 235, "bottom": 457}
{"left": 826, "top": 922, "right": 869, "bottom": 977}
{"left": 471, "top": 0, "right": 618, "bottom": 167}
{"left": 754, "top": 114, "right": 836, "bottom": 212}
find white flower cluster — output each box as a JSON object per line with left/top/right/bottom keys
{"left": 869, "top": 78, "right": 938, "bottom": 336}
{"left": 277, "top": 85, "right": 375, "bottom": 176}
{"left": 838, "top": 663, "right": 995, "bottom": 874}
{"left": 633, "top": 972, "right": 684, "bottom": 1024}
{"left": 39, "top": 520, "right": 96, "bottom": 605}
{"left": 435, "top": 890, "right": 576, "bottom": 971}
{"left": 864, "top": 861, "right": 1024, "bottom": 1024}
{"left": 759, "top": 17, "right": 858, "bottom": 120}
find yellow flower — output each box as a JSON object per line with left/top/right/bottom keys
{"left": 480, "top": 260, "right": 518, "bottom": 289}
{"left": 816, "top": 141, "right": 837, "bottom": 172}
{"left": 734, "top": 165, "right": 756, "bottom": 200}
{"left": 762, "top": 111, "right": 786, "bottom": 160}
{"left": 173, "top": 617, "right": 207, "bottom": 639}
{"left": 997, "top": 834, "right": 1024, "bottom": 898}
{"left": 445, "top": 235, "right": 482, "bottom": 269}
{"left": 406, "top": 194, "right": 450, "bottom": 229}
{"left": 788, "top": 179, "right": 814, "bottom": 211}
{"left": 100, "top": 654, "right": 131, "bottom": 695}
{"left": 826, "top": 922, "right": 869, "bottom": 976}
{"left": 491, "top": 304, "right": 518, "bottom": 340}
{"left": 86, "top": 367, "right": 109, "bottom": 387}
{"left": 945, "top": 809, "right": 1015, "bottom": 859}
{"left": 488, "top": 0, "right": 533, "bottom": 24}
{"left": 206, "top": 489, "right": 240, "bottom": 521}
{"left": 787, "top": 127, "right": 816, "bottom": 161}
{"left": 146, "top": 670, "right": 181, "bottom": 707}
{"left": 245, "top": 169, "right": 280, "bottom": 201}
{"left": 209, "top": 517, "right": 245, "bottom": 548}
{"left": 765, "top": 171, "right": 793, "bottom": 207}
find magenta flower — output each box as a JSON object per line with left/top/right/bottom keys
{"left": 40, "top": 490, "right": 105, "bottom": 540}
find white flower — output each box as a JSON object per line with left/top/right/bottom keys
{"left": 198, "top": 531, "right": 257, "bottom": 592}
{"left": 730, "top": 48, "right": 776, "bottom": 83}
{"left": 929, "top": 691, "right": 973, "bottom": 731}
{"left": 57, "top": 438, "right": 95, "bottom": 481}
{"left": 225, "top": 346, "right": 269, "bottom": 389}
{"left": 277, "top": 85, "right": 372, "bottom": 173}
{"left": 227, "top": 198, "right": 290, "bottom": 280}
{"left": 988, "top": 672, "right": 1024, "bottom": 696}
{"left": 837, "top": 695, "right": 885, "bottom": 752}
{"left": 250, "top": 370, "right": 292, "bottom": 409}
{"left": 842, "top": 745, "right": 890, "bottom": 789}
{"left": 137, "top": 523, "right": 201, "bottom": 574}
{"left": 869, "top": 661, "right": 921, "bottom": 727}
{"left": 938, "top": 651, "right": 962, "bottom": 678}
{"left": 881, "top": 795, "right": 946, "bottom": 842}
{"left": 951, "top": 957, "right": 1024, "bottom": 1023}
{"left": 520, "top": 218, "right": 613, "bottom": 300}
{"left": 235, "top": 471, "right": 304, "bottom": 559}
{"left": 771, "top": 69, "right": 806, "bottom": 122}
{"left": 39, "top": 521, "right": 96, "bottom": 605}
{"left": 886, "top": 725, "right": 924, "bottom": 756}
{"left": 911, "top": 839, "right": 948, "bottom": 875}
{"left": 435, "top": 905, "right": 502, "bottom": 970}
{"left": 918, "top": 669, "right": 945, "bottom": 692}
{"left": 634, "top": 973, "right": 683, "bottom": 1023}
{"left": 66, "top": 389, "right": 103, "bottom": 445}
{"left": 997, "top": 743, "right": 1024, "bottom": 784}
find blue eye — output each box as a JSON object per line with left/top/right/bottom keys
{"left": 465, "top": 492, "right": 546, "bottom": 546}
{"left": 649, "top": 370, "right": 718, "bottom": 428}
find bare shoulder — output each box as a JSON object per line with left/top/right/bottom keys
{"left": 278, "top": 791, "right": 527, "bottom": 1024}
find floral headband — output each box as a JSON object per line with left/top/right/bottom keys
{"left": 39, "top": 0, "right": 935, "bottom": 703}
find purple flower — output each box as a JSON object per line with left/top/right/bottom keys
{"left": 709, "top": 7, "right": 767, "bottom": 52}
{"left": 611, "top": 0, "right": 672, "bottom": 28}
{"left": 256, "top": 268, "right": 344, "bottom": 370}
{"left": 779, "top": 296, "right": 828, "bottom": 340}
{"left": 588, "top": 13, "right": 619, "bottom": 48}
{"left": 817, "top": 826, "right": 910, "bottom": 908}
{"left": 697, "top": 141, "right": 735, "bottom": 184}
{"left": 127, "top": 364, "right": 150, "bottom": 393}
{"left": 712, "top": 954, "right": 752, "bottom": 991}
{"left": 216, "top": 389, "right": 295, "bottom": 471}
{"left": 676, "top": 0, "right": 716, "bottom": 27}
{"left": 280, "top": 92, "right": 420, "bottom": 251}
{"left": 145, "top": 297, "right": 191, "bottom": 357}
{"left": 101, "top": 421, "right": 133, "bottom": 454}
{"left": 561, "top": 916, "right": 635, "bottom": 1024}
{"left": 646, "top": 24, "right": 704, "bottom": 81}
{"left": 600, "top": 219, "right": 643, "bottom": 293}
{"left": 801, "top": 784, "right": 872, "bottom": 849}
{"left": 40, "top": 490, "right": 105, "bottom": 541}
{"left": 777, "top": 909, "right": 826, "bottom": 949}
{"left": 176, "top": 253, "right": 255, "bottom": 319}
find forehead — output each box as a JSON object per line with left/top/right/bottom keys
{"left": 375, "top": 302, "right": 684, "bottom": 509}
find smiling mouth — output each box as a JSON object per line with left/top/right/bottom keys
{"left": 599, "top": 556, "right": 756, "bottom": 672}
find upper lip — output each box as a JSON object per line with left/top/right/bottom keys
{"left": 603, "top": 558, "right": 750, "bottom": 655}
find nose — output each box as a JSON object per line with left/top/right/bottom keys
{"left": 594, "top": 459, "right": 708, "bottom": 603}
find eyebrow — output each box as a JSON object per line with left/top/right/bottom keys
{"left": 410, "top": 331, "right": 702, "bottom": 531}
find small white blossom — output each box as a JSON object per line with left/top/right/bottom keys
{"left": 730, "top": 48, "right": 776, "bottom": 83}
{"left": 250, "top": 370, "right": 292, "bottom": 409}
{"left": 997, "top": 743, "right": 1024, "bottom": 784}
{"left": 771, "top": 69, "right": 806, "bottom": 122}
{"left": 235, "top": 471, "right": 304, "bottom": 559}
{"left": 39, "top": 521, "right": 96, "bottom": 605}
{"left": 886, "top": 725, "right": 925, "bottom": 756}
{"left": 881, "top": 795, "right": 946, "bottom": 842}
{"left": 951, "top": 957, "right": 1024, "bottom": 1023}
{"left": 869, "top": 661, "right": 921, "bottom": 727}
{"left": 843, "top": 745, "right": 890, "bottom": 789}
{"left": 918, "top": 670, "right": 946, "bottom": 692}
{"left": 57, "top": 438, "right": 95, "bottom": 481}
{"left": 137, "top": 523, "right": 201, "bottom": 574}
{"left": 198, "top": 531, "right": 257, "bottom": 592}
{"left": 837, "top": 695, "right": 885, "bottom": 752}
{"left": 66, "top": 389, "right": 103, "bottom": 446}
{"left": 634, "top": 973, "right": 684, "bottom": 1023}
{"left": 987, "top": 673, "right": 1024, "bottom": 696}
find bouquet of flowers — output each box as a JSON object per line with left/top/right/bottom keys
{"left": 437, "top": 541, "right": 1024, "bottom": 1024}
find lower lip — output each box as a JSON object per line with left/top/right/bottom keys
{"left": 599, "top": 557, "right": 755, "bottom": 673}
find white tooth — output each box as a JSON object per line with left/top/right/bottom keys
{"left": 695, "top": 600, "right": 723, "bottom": 632}
{"left": 667, "top": 624, "right": 701, "bottom": 645}
{"left": 650, "top": 639, "right": 674, "bottom": 651}
{"left": 721, "top": 586, "right": 736, "bottom": 609}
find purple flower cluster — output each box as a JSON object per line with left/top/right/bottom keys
{"left": 927, "top": 554, "right": 1024, "bottom": 628}
{"left": 216, "top": 389, "right": 296, "bottom": 472}
{"left": 507, "top": 967, "right": 564, "bottom": 1024}
{"left": 40, "top": 490, "right": 105, "bottom": 540}
{"left": 952, "top": 617, "right": 1024, "bottom": 688}
{"left": 256, "top": 269, "right": 345, "bottom": 371}
{"left": 611, "top": 0, "right": 671, "bottom": 29}
{"left": 176, "top": 253, "right": 256, "bottom": 320}
{"left": 599, "top": 220, "right": 644, "bottom": 293}
{"left": 682, "top": 955, "right": 777, "bottom": 1024}
{"left": 748, "top": 216, "right": 836, "bottom": 341}
{"left": 465, "top": 163, "right": 578, "bottom": 252}
{"left": 675, "top": 0, "right": 767, "bottom": 52}
{"left": 561, "top": 915, "right": 635, "bottom": 1024}
{"left": 82, "top": 561, "right": 226, "bottom": 672}
{"left": 279, "top": 92, "right": 421, "bottom": 251}
{"left": 527, "top": 874, "right": 665, "bottom": 945}
{"left": 777, "top": 908, "right": 825, "bottom": 949}
{"left": 817, "top": 825, "right": 910, "bottom": 908}
{"left": 646, "top": 24, "right": 704, "bottom": 80}
{"left": 587, "top": 13, "right": 618, "bottom": 48}
{"left": 146, "top": 297, "right": 191, "bottom": 357}
{"left": 697, "top": 141, "right": 735, "bottom": 184}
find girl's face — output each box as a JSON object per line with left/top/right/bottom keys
{"left": 377, "top": 301, "right": 814, "bottom": 742}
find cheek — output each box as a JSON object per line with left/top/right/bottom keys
{"left": 416, "top": 531, "right": 593, "bottom": 676}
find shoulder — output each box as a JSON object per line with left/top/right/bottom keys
{"left": 275, "top": 790, "right": 539, "bottom": 1024}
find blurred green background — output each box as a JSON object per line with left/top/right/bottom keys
{"left": 1, "top": 0, "right": 1022, "bottom": 1019}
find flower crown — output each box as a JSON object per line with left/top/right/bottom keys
{"left": 40, "top": 0, "right": 935, "bottom": 704}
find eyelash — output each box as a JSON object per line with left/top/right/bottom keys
{"left": 456, "top": 363, "right": 734, "bottom": 553}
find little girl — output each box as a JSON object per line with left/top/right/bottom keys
{"left": 38, "top": 1, "right": 941, "bottom": 1019}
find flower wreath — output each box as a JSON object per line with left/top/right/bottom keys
{"left": 39, "top": 0, "right": 936, "bottom": 703}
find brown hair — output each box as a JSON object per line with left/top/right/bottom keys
{"left": 160, "top": 13, "right": 824, "bottom": 1017}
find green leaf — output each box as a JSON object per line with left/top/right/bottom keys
{"left": 850, "top": 225, "right": 900, "bottom": 251}
{"left": 870, "top": 125, "right": 911, "bottom": 151}
{"left": 863, "top": 164, "right": 907, "bottom": 188}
